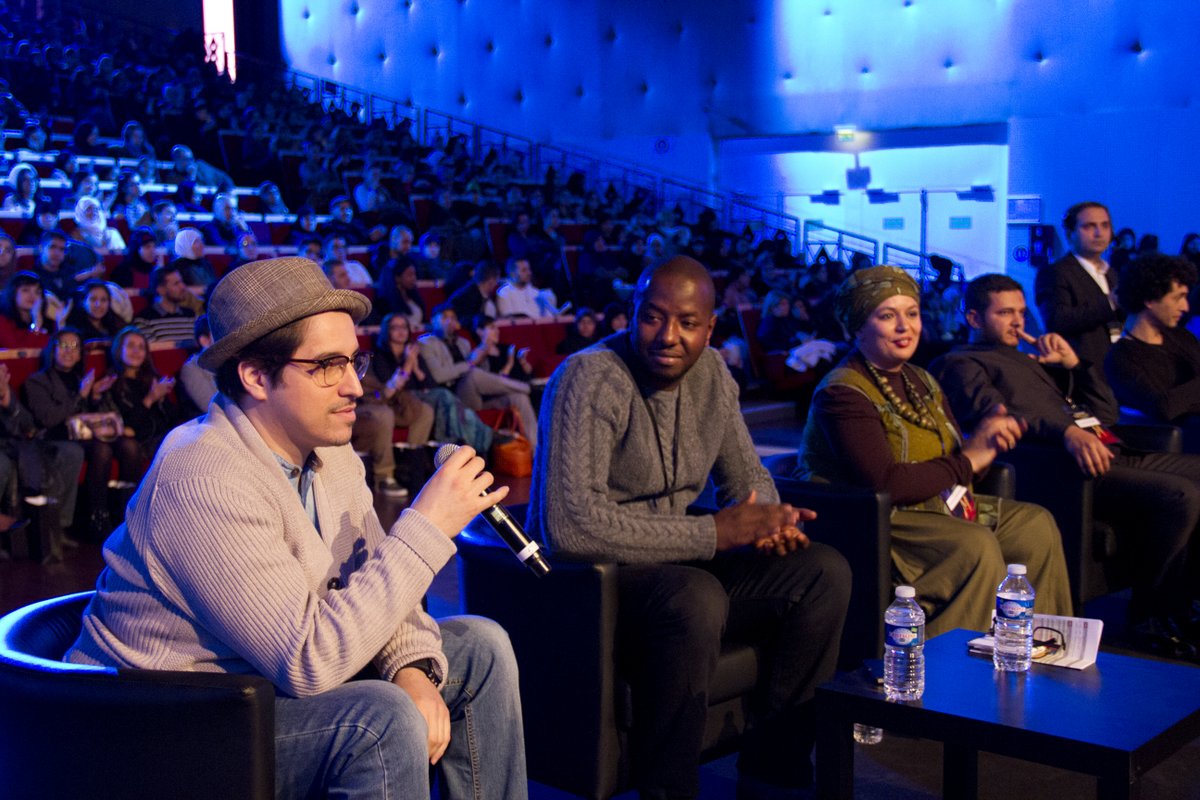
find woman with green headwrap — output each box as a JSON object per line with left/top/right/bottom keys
{"left": 794, "top": 266, "right": 1071, "bottom": 635}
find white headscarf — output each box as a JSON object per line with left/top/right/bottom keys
{"left": 74, "top": 196, "right": 107, "bottom": 237}
{"left": 174, "top": 227, "right": 204, "bottom": 259}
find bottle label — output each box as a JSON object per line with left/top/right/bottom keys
{"left": 886, "top": 623, "right": 923, "bottom": 648}
{"left": 996, "top": 595, "right": 1034, "bottom": 620}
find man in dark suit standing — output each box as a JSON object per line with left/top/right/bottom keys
{"left": 1035, "top": 201, "right": 1123, "bottom": 368}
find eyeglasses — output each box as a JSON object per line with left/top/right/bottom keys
{"left": 286, "top": 351, "right": 372, "bottom": 387}
{"left": 56, "top": 341, "right": 80, "bottom": 351}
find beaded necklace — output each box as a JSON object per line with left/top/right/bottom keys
{"left": 862, "top": 358, "right": 940, "bottom": 432}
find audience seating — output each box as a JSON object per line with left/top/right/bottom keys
{"left": 0, "top": 591, "right": 275, "bottom": 800}
{"left": 735, "top": 304, "right": 828, "bottom": 404}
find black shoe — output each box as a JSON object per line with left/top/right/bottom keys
{"left": 1129, "top": 616, "right": 1199, "bottom": 662}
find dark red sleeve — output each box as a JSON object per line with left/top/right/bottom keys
{"left": 810, "top": 383, "right": 975, "bottom": 505}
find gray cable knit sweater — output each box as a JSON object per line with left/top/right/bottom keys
{"left": 66, "top": 394, "right": 456, "bottom": 697}
{"left": 527, "top": 335, "right": 777, "bottom": 564}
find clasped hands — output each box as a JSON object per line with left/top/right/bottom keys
{"left": 714, "top": 489, "right": 813, "bottom": 556}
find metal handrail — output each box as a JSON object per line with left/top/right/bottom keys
{"left": 802, "top": 221, "right": 879, "bottom": 263}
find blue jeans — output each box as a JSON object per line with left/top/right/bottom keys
{"left": 273, "top": 616, "right": 527, "bottom": 799}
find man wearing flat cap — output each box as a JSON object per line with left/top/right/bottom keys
{"left": 66, "top": 257, "right": 529, "bottom": 798}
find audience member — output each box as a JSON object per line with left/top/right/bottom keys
{"left": 172, "top": 179, "right": 206, "bottom": 213}
{"left": 257, "top": 181, "right": 290, "bottom": 215}
{"left": 323, "top": 234, "right": 372, "bottom": 286}
{"left": 0, "top": 233, "right": 16, "bottom": 286}
{"left": 149, "top": 200, "right": 177, "bottom": 247}
{"left": 171, "top": 228, "right": 216, "bottom": 287}
{"left": 324, "top": 195, "right": 370, "bottom": 245}
{"left": 63, "top": 280, "right": 124, "bottom": 342}
{"left": 107, "top": 325, "right": 177, "bottom": 465}
{"left": 529, "top": 256, "right": 849, "bottom": 797}
{"left": 285, "top": 206, "right": 321, "bottom": 246}
{"left": 932, "top": 273, "right": 1200, "bottom": 658}
{"left": 111, "top": 227, "right": 159, "bottom": 288}
{"left": 471, "top": 314, "right": 534, "bottom": 384}
{"left": 134, "top": 265, "right": 197, "bottom": 343}
{"left": 108, "top": 171, "right": 150, "bottom": 225}
{"left": 371, "top": 224, "right": 414, "bottom": 275}
{"left": 0, "top": 271, "right": 51, "bottom": 349}
{"left": 322, "top": 258, "right": 353, "bottom": 290}
{"left": 496, "top": 257, "right": 556, "bottom": 319}
{"left": 418, "top": 305, "right": 538, "bottom": 446}
{"left": 374, "top": 313, "right": 491, "bottom": 453}
{"left": 413, "top": 232, "right": 450, "bottom": 281}
{"left": 200, "top": 193, "right": 249, "bottom": 251}
{"left": 74, "top": 195, "right": 126, "bottom": 253}
{"left": 0, "top": 359, "right": 84, "bottom": 561}
{"left": 22, "top": 327, "right": 133, "bottom": 538}
{"left": 447, "top": 261, "right": 500, "bottom": 323}
{"left": 795, "top": 266, "right": 1070, "bottom": 636}
{"left": 16, "top": 197, "right": 62, "bottom": 247}
{"left": 598, "top": 302, "right": 629, "bottom": 337}
{"left": 374, "top": 256, "right": 426, "bottom": 329}
{"left": 555, "top": 308, "right": 599, "bottom": 355}
{"left": 756, "top": 289, "right": 810, "bottom": 352}
{"left": 1035, "top": 201, "right": 1122, "bottom": 369}
{"left": 228, "top": 231, "right": 261, "bottom": 271}
{"left": 3, "top": 162, "right": 39, "bottom": 217}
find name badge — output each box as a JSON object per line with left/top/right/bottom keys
{"left": 1074, "top": 416, "right": 1101, "bottom": 430}
{"left": 945, "top": 484, "right": 968, "bottom": 510}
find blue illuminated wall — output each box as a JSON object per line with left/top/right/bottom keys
{"left": 280, "top": 0, "right": 1200, "bottom": 265}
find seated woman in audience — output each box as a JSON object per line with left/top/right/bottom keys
{"left": 793, "top": 266, "right": 1071, "bottom": 635}
{"left": 556, "top": 308, "right": 600, "bottom": 355}
{"left": 63, "top": 280, "right": 124, "bottom": 342}
{"left": 0, "top": 233, "right": 16, "bottom": 286}
{"left": 108, "top": 325, "right": 177, "bottom": 467}
{"left": 173, "top": 180, "right": 207, "bottom": 214}
{"left": 373, "top": 312, "right": 491, "bottom": 454}
{"left": 472, "top": 314, "right": 534, "bottom": 383}
{"left": 72, "top": 121, "right": 107, "bottom": 157}
{"left": 110, "top": 227, "right": 159, "bottom": 288}
{"left": 74, "top": 196, "right": 126, "bottom": 254}
{"left": 757, "top": 289, "right": 813, "bottom": 352}
{"left": 107, "top": 171, "right": 150, "bottom": 226}
{"left": 170, "top": 228, "right": 216, "bottom": 287}
{"left": 257, "top": 181, "right": 290, "bottom": 215}
{"left": 0, "top": 271, "right": 52, "bottom": 349}
{"left": 723, "top": 266, "right": 758, "bottom": 310}
{"left": 598, "top": 301, "right": 628, "bottom": 337}
{"left": 50, "top": 150, "right": 78, "bottom": 183}
{"left": 64, "top": 169, "right": 103, "bottom": 211}
{"left": 17, "top": 197, "right": 63, "bottom": 247}
{"left": 413, "top": 232, "right": 451, "bottom": 281}
{"left": 3, "top": 163, "right": 40, "bottom": 217}
{"left": 22, "top": 327, "right": 138, "bottom": 537}
{"left": 285, "top": 206, "right": 321, "bottom": 246}
{"left": 374, "top": 256, "right": 426, "bottom": 330}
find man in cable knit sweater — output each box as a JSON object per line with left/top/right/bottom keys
{"left": 529, "top": 256, "right": 850, "bottom": 799}
{"left": 66, "top": 257, "right": 528, "bottom": 799}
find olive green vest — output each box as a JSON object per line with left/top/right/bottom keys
{"left": 796, "top": 361, "right": 966, "bottom": 514}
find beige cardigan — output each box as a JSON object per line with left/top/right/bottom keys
{"left": 67, "top": 394, "right": 456, "bottom": 697}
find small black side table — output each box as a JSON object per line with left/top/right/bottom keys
{"left": 816, "top": 628, "right": 1200, "bottom": 799}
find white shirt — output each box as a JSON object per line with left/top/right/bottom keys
{"left": 496, "top": 282, "right": 557, "bottom": 318}
{"left": 1073, "top": 253, "right": 1113, "bottom": 302}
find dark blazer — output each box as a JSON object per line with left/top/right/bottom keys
{"left": 930, "top": 343, "right": 1119, "bottom": 444}
{"left": 1034, "top": 254, "right": 1122, "bottom": 369}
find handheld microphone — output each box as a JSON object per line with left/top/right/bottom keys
{"left": 434, "top": 444, "right": 551, "bottom": 577}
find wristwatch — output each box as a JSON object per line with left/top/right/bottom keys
{"left": 404, "top": 658, "right": 442, "bottom": 687}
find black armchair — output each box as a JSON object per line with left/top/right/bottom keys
{"left": 456, "top": 505, "right": 758, "bottom": 800}
{"left": 995, "top": 422, "right": 1182, "bottom": 610}
{"left": 0, "top": 591, "right": 275, "bottom": 800}
{"left": 763, "top": 452, "right": 1015, "bottom": 667}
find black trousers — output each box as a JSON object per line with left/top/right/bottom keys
{"left": 615, "top": 542, "right": 850, "bottom": 799}
{"left": 1100, "top": 450, "right": 1200, "bottom": 619}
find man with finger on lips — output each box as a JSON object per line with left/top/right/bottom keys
{"left": 932, "top": 273, "right": 1200, "bottom": 659}
{"left": 529, "top": 255, "right": 851, "bottom": 799}
{"left": 65, "top": 256, "right": 528, "bottom": 798}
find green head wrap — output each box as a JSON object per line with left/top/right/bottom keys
{"left": 833, "top": 265, "right": 921, "bottom": 335}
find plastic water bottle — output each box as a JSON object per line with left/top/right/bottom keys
{"left": 883, "top": 585, "right": 925, "bottom": 702}
{"left": 994, "top": 563, "right": 1035, "bottom": 672}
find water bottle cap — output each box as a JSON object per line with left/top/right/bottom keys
{"left": 895, "top": 585, "right": 916, "bottom": 599}
{"left": 1007, "top": 563, "right": 1027, "bottom": 575}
